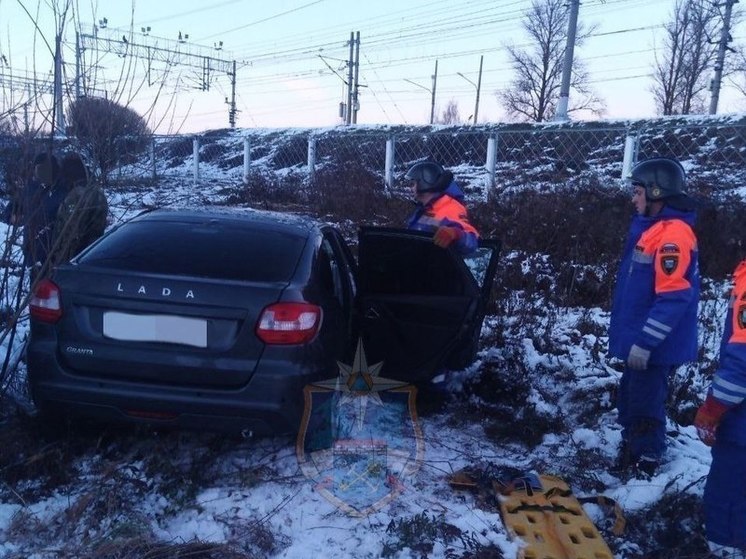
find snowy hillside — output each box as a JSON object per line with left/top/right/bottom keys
{"left": 1, "top": 116, "right": 745, "bottom": 558}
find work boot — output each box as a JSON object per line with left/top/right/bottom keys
{"left": 632, "top": 456, "right": 659, "bottom": 480}
{"left": 610, "top": 439, "right": 632, "bottom": 476}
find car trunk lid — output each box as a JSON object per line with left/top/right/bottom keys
{"left": 52, "top": 267, "right": 286, "bottom": 388}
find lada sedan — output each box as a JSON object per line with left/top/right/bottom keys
{"left": 27, "top": 207, "right": 499, "bottom": 435}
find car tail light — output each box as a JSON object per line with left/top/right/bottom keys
{"left": 29, "top": 279, "right": 62, "bottom": 323}
{"left": 256, "top": 302, "right": 322, "bottom": 345}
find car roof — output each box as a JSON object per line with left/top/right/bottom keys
{"left": 130, "top": 206, "right": 321, "bottom": 236}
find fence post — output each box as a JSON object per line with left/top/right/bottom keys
{"left": 150, "top": 137, "right": 156, "bottom": 181}
{"left": 307, "top": 136, "right": 317, "bottom": 182}
{"left": 385, "top": 136, "right": 395, "bottom": 189}
{"left": 622, "top": 133, "right": 639, "bottom": 181}
{"left": 243, "top": 136, "right": 251, "bottom": 185}
{"left": 193, "top": 136, "right": 200, "bottom": 185}
{"left": 486, "top": 134, "right": 497, "bottom": 187}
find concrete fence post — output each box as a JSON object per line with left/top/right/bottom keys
{"left": 307, "top": 136, "right": 317, "bottom": 182}
{"left": 193, "top": 136, "right": 200, "bottom": 185}
{"left": 622, "top": 133, "right": 639, "bottom": 181}
{"left": 486, "top": 134, "right": 497, "bottom": 187}
{"left": 385, "top": 136, "right": 396, "bottom": 189}
{"left": 243, "top": 136, "right": 251, "bottom": 185}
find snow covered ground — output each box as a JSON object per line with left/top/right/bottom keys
{"left": 0, "top": 134, "right": 733, "bottom": 558}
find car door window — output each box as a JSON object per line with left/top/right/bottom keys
{"left": 319, "top": 238, "right": 344, "bottom": 307}
{"left": 359, "top": 233, "right": 475, "bottom": 297}
{"left": 320, "top": 230, "right": 356, "bottom": 314}
{"left": 463, "top": 247, "right": 493, "bottom": 288}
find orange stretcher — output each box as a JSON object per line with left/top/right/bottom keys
{"left": 448, "top": 469, "right": 623, "bottom": 559}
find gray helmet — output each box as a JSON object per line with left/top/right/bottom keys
{"left": 405, "top": 161, "right": 446, "bottom": 193}
{"left": 630, "top": 157, "right": 686, "bottom": 201}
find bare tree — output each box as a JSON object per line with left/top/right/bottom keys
{"left": 498, "top": 0, "right": 604, "bottom": 122}
{"left": 652, "top": 0, "right": 720, "bottom": 115}
{"left": 436, "top": 99, "right": 462, "bottom": 125}
{"left": 0, "top": 1, "right": 158, "bottom": 400}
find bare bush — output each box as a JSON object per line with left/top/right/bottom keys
{"left": 67, "top": 97, "right": 150, "bottom": 183}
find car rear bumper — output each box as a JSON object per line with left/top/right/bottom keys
{"left": 27, "top": 341, "right": 333, "bottom": 436}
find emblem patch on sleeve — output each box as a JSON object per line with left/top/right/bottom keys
{"left": 738, "top": 304, "right": 746, "bottom": 329}
{"left": 660, "top": 243, "right": 680, "bottom": 254}
{"left": 660, "top": 255, "right": 679, "bottom": 275}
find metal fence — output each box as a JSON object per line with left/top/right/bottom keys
{"left": 3, "top": 117, "right": 746, "bottom": 200}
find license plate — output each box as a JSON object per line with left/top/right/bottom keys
{"left": 103, "top": 312, "right": 207, "bottom": 348}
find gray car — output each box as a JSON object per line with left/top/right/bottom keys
{"left": 27, "top": 207, "right": 499, "bottom": 434}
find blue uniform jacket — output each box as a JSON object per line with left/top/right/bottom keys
{"left": 710, "top": 260, "right": 746, "bottom": 446}
{"left": 608, "top": 207, "right": 699, "bottom": 366}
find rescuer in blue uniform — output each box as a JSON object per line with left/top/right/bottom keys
{"left": 609, "top": 157, "right": 700, "bottom": 478}
{"left": 404, "top": 161, "right": 479, "bottom": 256}
{"left": 695, "top": 258, "right": 746, "bottom": 555}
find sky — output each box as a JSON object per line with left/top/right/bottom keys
{"left": 0, "top": 0, "right": 745, "bottom": 133}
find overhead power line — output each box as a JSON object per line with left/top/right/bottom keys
{"left": 77, "top": 25, "right": 240, "bottom": 127}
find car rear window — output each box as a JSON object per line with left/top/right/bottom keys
{"left": 78, "top": 220, "right": 307, "bottom": 282}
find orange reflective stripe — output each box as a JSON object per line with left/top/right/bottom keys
{"left": 427, "top": 196, "right": 479, "bottom": 237}
{"left": 638, "top": 219, "right": 697, "bottom": 294}
{"left": 730, "top": 260, "right": 746, "bottom": 343}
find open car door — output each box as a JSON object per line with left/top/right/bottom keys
{"left": 356, "top": 227, "right": 500, "bottom": 383}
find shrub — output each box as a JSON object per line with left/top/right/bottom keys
{"left": 228, "top": 168, "right": 307, "bottom": 207}
{"left": 618, "top": 491, "right": 710, "bottom": 558}
{"left": 381, "top": 511, "right": 495, "bottom": 558}
{"left": 312, "top": 163, "right": 409, "bottom": 226}
{"left": 67, "top": 97, "right": 150, "bottom": 183}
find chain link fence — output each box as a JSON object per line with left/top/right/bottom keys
{"left": 104, "top": 117, "right": 746, "bottom": 202}
{"left": 3, "top": 116, "right": 746, "bottom": 202}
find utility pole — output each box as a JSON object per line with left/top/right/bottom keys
{"left": 229, "top": 60, "right": 237, "bottom": 127}
{"left": 554, "top": 0, "right": 580, "bottom": 121}
{"left": 430, "top": 59, "right": 438, "bottom": 125}
{"left": 474, "top": 55, "right": 483, "bottom": 124}
{"left": 75, "top": 32, "right": 81, "bottom": 98}
{"left": 457, "top": 55, "right": 483, "bottom": 125}
{"left": 346, "top": 31, "right": 354, "bottom": 125}
{"left": 403, "top": 59, "right": 437, "bottom": 124}
{"left": 53, "top": 33, "right": 64, "bottom": 135}
{"left": 352, "top": 31, "right": 360, "bottom": 124}
{"left": 709, "top": 0, "right": 738, "bottom": 115}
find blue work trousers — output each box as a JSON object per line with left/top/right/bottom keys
{"left": 704, "top": 442, "right": 746, "bottom": 549}
{"left": 616, "top": 363, "right": 672, "bottom": 460}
